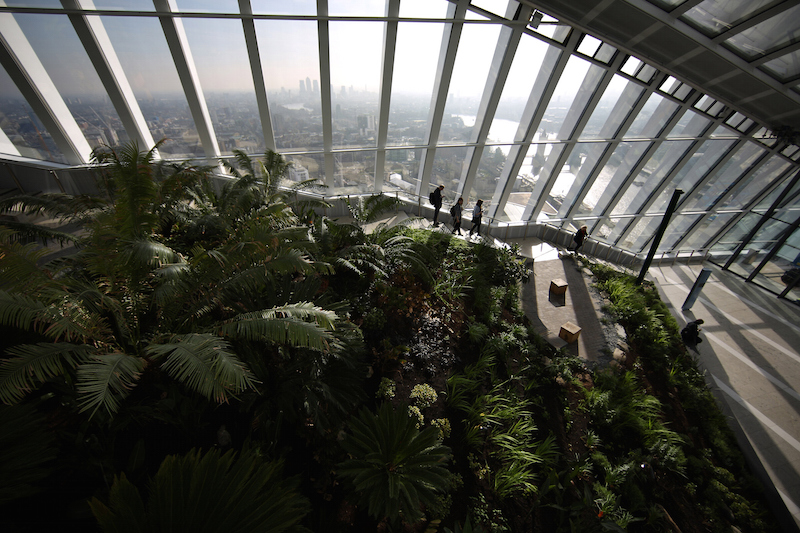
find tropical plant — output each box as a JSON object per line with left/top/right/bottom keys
{"left": 0, "top": 402, "right": 58, "bottom": 505}
{"left": 0, "top": 141, "right": 343, "bottom": 420}
{"left": 90, "top": 447, "right": 310, "bottom": 532}
{"left": 337, "top": 402, "right": 452, "bottom": 526}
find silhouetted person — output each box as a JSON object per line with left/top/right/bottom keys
{"left": 431, "top": 185, "right": 444, "bottom": 226}
{"left": 567, "top": 225, "right": 588, "bottom": 253}
{"left": 451, "top": 197, "right": 464, "bottom": 235}
{"left": 469, "top": 199, "right": 483, "bottom": 237}
{"left": 681, "top": 319, "right": 704, "bottom": 350}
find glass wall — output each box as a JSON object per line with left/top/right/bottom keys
{"left": 0, "top": 0, "right": 799, "bottom": 275}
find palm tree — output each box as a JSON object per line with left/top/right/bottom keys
{"left": 0, "top": 141, "right": 343, "bottom": 420}
{"left": 310, "top": 194, "right": 431, "bottom": 283}
{"left": 90, "top": 447, "right": 310, "bottom": 532}
{"left": 337, "top": 402, "right": 452, "bottom": 526}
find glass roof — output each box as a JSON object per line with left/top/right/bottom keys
{"left": 1, "top": 0, "right": 800, "bottom": 270}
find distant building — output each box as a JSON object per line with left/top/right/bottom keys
{"left": 289, "top": 164, "right": 310, "bottom": 182}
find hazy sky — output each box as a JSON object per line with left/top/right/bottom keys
{"left": 1, "top": 0, "right": 591, "bottom": 108}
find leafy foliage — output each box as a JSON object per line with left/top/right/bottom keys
{"left": 0, "top": 403, "right": 58, "bottom": 505}
{"left": 90, "top": 447, "right": 310, "bottom": 533}
{"left": 337, "top": 402, "right": 452, "bottom": 526}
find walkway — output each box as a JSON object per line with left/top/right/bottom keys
{"left": 648, "top": 261, "right": 800, "bottom": 533}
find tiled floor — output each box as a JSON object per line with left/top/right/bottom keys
{"left": 647, "top": 261, "right": 800, "bottom": 533}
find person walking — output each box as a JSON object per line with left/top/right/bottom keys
{"left": 567, "top": 225, "right": 588, "bottom": 253}
{"left": 431, "top": 185, "right": 444, "bottom": 226}
{"left": 468, "top": 199, "right": 483, "bottom": 237}
{"left": 450, "top": 197, "right": 464, "bottom": 235}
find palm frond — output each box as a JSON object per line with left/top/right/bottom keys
{"left": 0, "top": 236, "right": 53, "bottom": 291}
{"left": 147, "top": 333, "right": 257, "bottom": 403}
{"left": 0, "top": 219, "right": 81, "bottom": 248}
{"left": 232, "top": 149, "right": 257, "bottom": 177}
{"left": 76, "top": 352, "right": 145, "bottom": 418}
{"left": 90, "top": 448, "right": 310, "bottom": 533}
{"left": 119, "top": 238, "right": 182, "bottom": 269}
{"left": 0, "top": 290, "right": 48, "bottom": 332}
{"left": 0, "top": 192, "right": 107, "bottom": 223}
{"left": 219, "top": 303, "right": 338, "bottom": 352}
{"left": 0, "top": 342, "right": 95, "bottom": 404}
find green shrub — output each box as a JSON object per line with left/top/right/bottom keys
{"left": 410, "top": 383, "right": 438, "bottom": 408}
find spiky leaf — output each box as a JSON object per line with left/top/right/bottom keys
{"left": 147, "top": 333, "right": 257, "bottom": 403}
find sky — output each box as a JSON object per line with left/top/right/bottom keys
{"left": 0, "top": 0, "right": 575, "bottom": 100}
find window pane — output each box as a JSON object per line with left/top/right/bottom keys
{"left": 256, "top": 19, "right": 323, "bottom": 152}
{"left": 174, "top": 0, "right": 239, "bottom": 13}
{"left": 180, "top": 17, "right": 261, "bottom": 155}
{"left": 383, "top": 147, "right": 421, "bottom": 196}
{"left": 0, "top": 64, "right": 68, "bottom": 163}
{"left": 667, "top": 109, "right": 710, "bottom": 138}
{"left": 438, "top": 22, "right": 502, "bottom": 143}
{"left": 500, "top": 143, "right": 549, "bottom": 221}
{"left": 398, "top": 0, "right": 450, "bottom": 18}
{"left": 651, "top": 138, "right": 736, "bottom": 212}
{"left": 251, "top": 0, "right": 316, "bottom": 15}
{"left": 724, "top": 4, "right": 800, "bottom": 58}
{"left": 728, "top": 216, "right": 787, "bottom": 279}
{"left": 753, "top": 238, "right": 800, "bottom": 298}
{"left": 489, "top": 34, "right": 552, "bottom": 144}
{"left": 682, "top": 0, "right": 775, "bottom": 36}
{"left": 100, "top": 14, "right": 202, "bottom": 157}
{"left": 581, "top": 75, "right": 641, "bottom": 140}
{"left": 430, "top": 146, "right": 469, "bottom": 200}
{"left": 712, "top": 212, "right": 759, "bottom": 257}
{"left": 14, "top": 14, "right": 124, "bottom": 151}
{"left": 682, "top": 141, "right": 765, "bottom": 211}
{"left": 625, "top": 93, "right": 678, "bottom": 138}
{"left": 761, "top": 49, "right": 800, "bottom": 82}
{"left": 92, "top": 0, "right": 155, "bottom": 10}
{"left": 659, "top": 213, "right": 701, "bottom": 251}
{"left": 540, "top": 56, "right": 599, "bottom": 141}
{"left": 551, "top": 141, "right": 596, "bottom": 217}
{"left": 329, "top": 0, "right": 386, "bottom": 17}
{"left": 387, "top": 21, "right": 445, "bottom": 147}
{"left": 284, "top": 152, "right": 325, "bottom": 183}
{"left": 584, "top": 141, "right": 651, "bottom": 216}
{"left": 684, "top": 212, "right": 737, "bottom": 252}
{"left": 611, "top": 140, "right": 693, "bottom": 217}
{"left": 473, "top": 145, "right": 509, "bottom": 205}
{"left": 333, "top": 150, "right": 376, "bottom": 193}
{"left": 329, "top": 21, "right": 383, "bottom": 149}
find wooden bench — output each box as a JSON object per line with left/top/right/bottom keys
{"left": 558, "top": 321, "right": 581, "bottom": 344}
{"left": 549, "top": 278, "right": 568, "bottom": 296}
